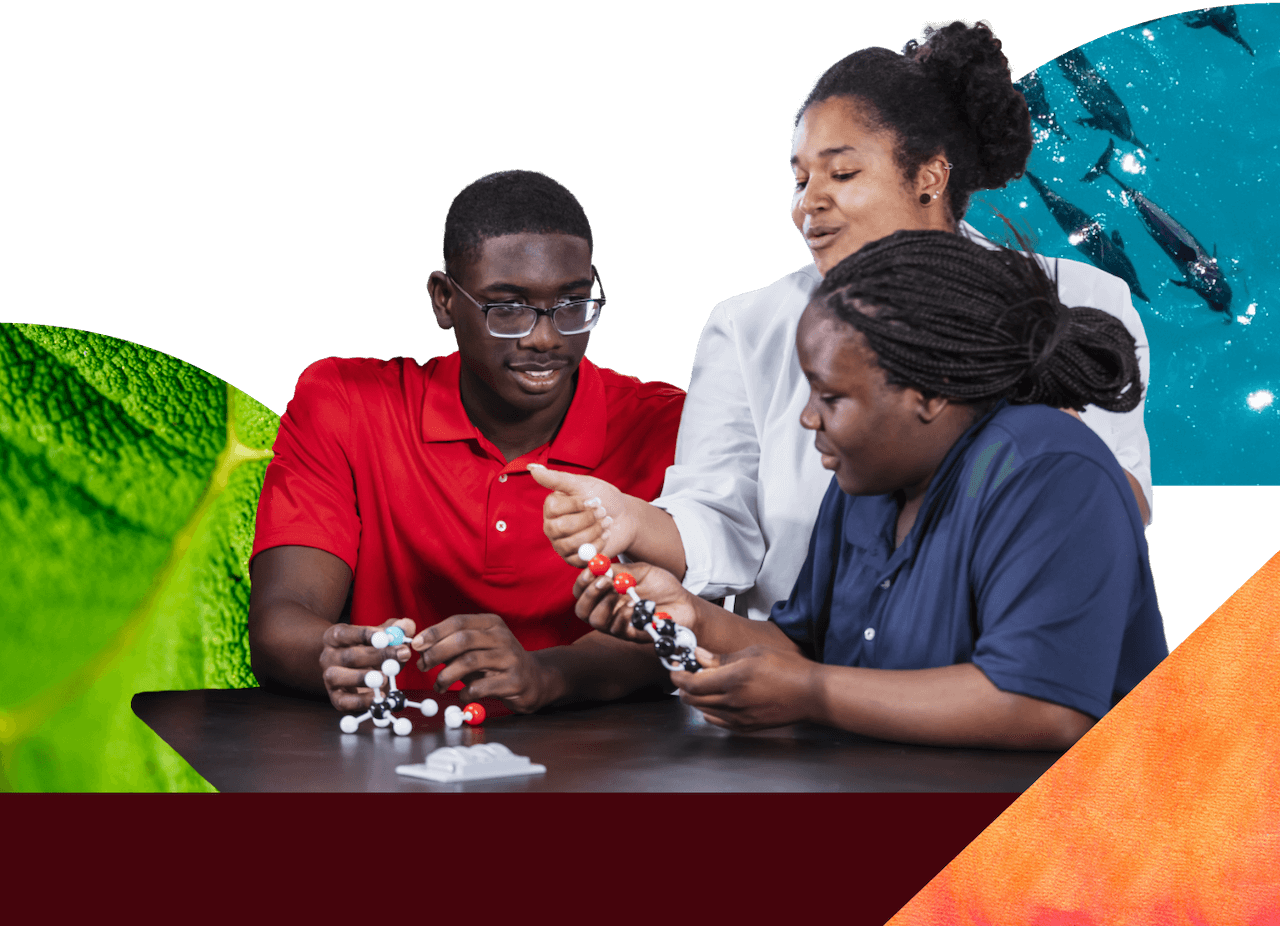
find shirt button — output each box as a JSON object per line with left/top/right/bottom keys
{"left": 496, "top": 520, "right": 507, "bottom": 532}
{"left": 498, "top": 474, "right": 508, "bottom": 483}
{"left": 880, "top": 579, "right": 891, "bottom": 590}
{"left": 864, "top": 628, "right": 876, "bottom": 641}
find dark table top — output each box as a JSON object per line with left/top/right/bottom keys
{"left": 135, "top": 686, "right": 1064, "bottom": 794}
{"left": 132, "top": 687, "right": 1064, "bottom": 792}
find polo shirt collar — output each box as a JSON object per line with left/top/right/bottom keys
{"left": 420, "top": 352, "right": 607, "bottom": 468}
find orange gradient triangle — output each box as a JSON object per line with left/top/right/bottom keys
{"left": 891, "top": 549, "right": 1280, "bottom": 925}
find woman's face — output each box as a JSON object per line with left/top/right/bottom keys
{"left": 796, "top": 303, "right": 938, "bottom": 499}
{"left": 791, "top": 96, "right": 948, "bottom": 276}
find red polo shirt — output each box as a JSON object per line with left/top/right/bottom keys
{"left": 251, "top": 353, "right": 685, "bottom": 689}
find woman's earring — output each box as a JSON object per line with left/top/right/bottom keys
{"left": 932, "top": 192, "right": 940, "bottom": 200}
{"left": 919, "top": 193, "right": 931, "bottom": 205}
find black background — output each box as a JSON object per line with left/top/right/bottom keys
{"left": 17, "top": 9, "right": 1269, "bottom": 926}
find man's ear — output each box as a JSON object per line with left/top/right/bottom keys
{"left": 427, "top": 271, "right": 455, "bottom": 331}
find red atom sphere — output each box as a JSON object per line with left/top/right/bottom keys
{"left": 463, "top": 702, "right": 486, "bottom": 725}
{"left": 613, "top": 573, "right": 637, "bottom": 594}
{"left": 588, "top": 554, "right": 611, "bottom": 576}
{"left": 655, "top": 612, "right": 671, "bottom": 621}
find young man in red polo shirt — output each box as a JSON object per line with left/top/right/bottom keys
{"left": 248, "top": 171, "right": 684, "bottom": 714}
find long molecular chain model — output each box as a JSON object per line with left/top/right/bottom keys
{"left": 339, "top": 625, "right": 487, "bottom": 735}
{"left": 577, "top": 543, "right": 702, "bottom": 673}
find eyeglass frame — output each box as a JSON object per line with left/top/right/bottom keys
{"left": 445, "top": 266, "right": 606, "bottom": 339}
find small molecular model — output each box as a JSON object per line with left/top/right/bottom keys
{"left": 339, "top": 626, "right": 440, "bottom": 736}
{"left": 443, "top": 702, "right": 487, "bottom": 729}
{"left": 578, "top": 543, "right": 701, "bottom": 673}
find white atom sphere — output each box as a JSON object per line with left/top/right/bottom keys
{"left": 577, "top": 542, "right": 598, "bottom": 561}
{"left": 381, "top": 659, "right": 401, "bottom": 677}
{"left": 421, "top": 699, "right": 439, "bottom": 717}
{"left": 444, "top": 705, "right": 464, "bottom": 729}
{"left": 339, "top": 715, "right": 359, "bottom": 733}
{"left": 393, "top": 717, "right": 413, "bottom": 736}
{"left": 370, "top": 630, "right": 389, "bottom": 648}
{"left": 372, "top": 714, "right": 391, "bottom": 728}
{"left": 364, "top": 670, "right": 385, "bottom": 689}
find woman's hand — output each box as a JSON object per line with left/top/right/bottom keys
{"left": 673, "top": 645, "right": 823, "bottom": 732}
{"left": 572, "top": 560, "right": 697, "bottom": 642}
{"left": 528, "top": 463, "right": 638, "bottom": 566}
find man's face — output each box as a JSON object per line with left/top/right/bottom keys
{"left": 431, "top": 232, "right": 594, "bottom": 418}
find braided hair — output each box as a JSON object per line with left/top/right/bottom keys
{"left": 444, "top": 170, "right": 592, "bottom": 277}
{"left": 799, "top": 21, "right": 1032, "bottom": 220}
{"left": 812, "top": 230, "right": 1142, "bottom": 413}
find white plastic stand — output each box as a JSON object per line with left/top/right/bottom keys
{"left": 396, "top": 744, "right": 547, "bottom": 783}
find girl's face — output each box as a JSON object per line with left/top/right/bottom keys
{"left": 796, "top": 303, "right": 938, "bottom": 500}
{"left": 791, "top": 96, "right": 950, "bottom": 276}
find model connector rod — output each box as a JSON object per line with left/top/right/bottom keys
{"left": 577, "top": 543, "right": 702, "bottom": 673}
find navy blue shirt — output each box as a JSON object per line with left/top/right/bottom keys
{"left": 771, "top": 402, "right": 1167, "bottom": 720}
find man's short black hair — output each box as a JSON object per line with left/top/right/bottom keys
{"left": 443, "top": 170, "right": 593, "bottom": 277}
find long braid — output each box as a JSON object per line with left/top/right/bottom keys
{"left": 814, "top": 230, "right": 1142, "bottom": 412}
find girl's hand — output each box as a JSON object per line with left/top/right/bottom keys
{"left": 673, "top": 645, "right": 823, "bottom": 732}
{"left": 571, "top": 560, "right": 696, "bottom": 642}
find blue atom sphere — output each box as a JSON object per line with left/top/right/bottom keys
{"left": 384, "top": 626, "right": 406, "bottom": 646}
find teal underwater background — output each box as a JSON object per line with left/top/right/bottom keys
{"left": 970, "top": 5, "right": 1280, "bottom": 485}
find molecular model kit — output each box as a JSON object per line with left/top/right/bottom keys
{"left": 337, "top": 626, "right": 546, "bottom": 784}
{"left": 577, "top": 543, "right": 702, "bottom": 673}
{"left": 338, "top": 625, "right": 487, "bottom": 736}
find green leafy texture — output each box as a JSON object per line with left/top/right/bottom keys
{"left": 0, "top": 324, "right": 278, "bottom": 790}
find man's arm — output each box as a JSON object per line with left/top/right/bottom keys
{"left": 248, "top": 545, "right": 411, "bottom": 709}
{"left": 544, "top": 632, "right": 676, "bottom": 703}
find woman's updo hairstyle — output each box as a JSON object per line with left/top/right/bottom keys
{"left": 799, "top": 21, "right": 1032, "bottom": 219}
{"left": 813, "top": 230, "right": 1142, "bottom": 413}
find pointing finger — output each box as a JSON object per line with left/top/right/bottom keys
{"left": 527, "top": 463, "right": 587, "bottom": 494}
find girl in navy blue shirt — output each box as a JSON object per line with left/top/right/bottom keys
{"left": 573, "top": 230, "right": 1166, "bottom": 750}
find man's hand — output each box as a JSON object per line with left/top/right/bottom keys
{"left": 672, "top": 645, "right": 823, "bottom": 732}
{"left": 572, "top": 560, "right": 697, "bottom": 642}
{"left": 319, "top": 617, "right": 415, "bottom": 712}
{"left": 411, "top": 614, "right": 555, "bottom": 713}
{"left": 528, "top": 463, "right": 637, "bottom": 566}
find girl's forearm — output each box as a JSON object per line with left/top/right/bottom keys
{"left": 811, "top": 662, "right": 1094, "bottom": 750}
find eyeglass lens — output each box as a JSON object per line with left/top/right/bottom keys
{"left": 486, "top": 301, "right": 602, "bottom": 337}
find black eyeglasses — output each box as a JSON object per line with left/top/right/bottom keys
{"left": 447, "top": 267, "right": 606, "bottom": 338}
